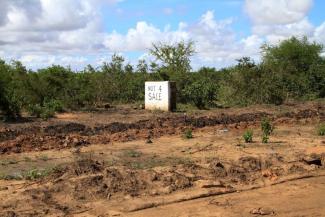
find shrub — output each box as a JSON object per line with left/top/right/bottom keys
{"left": 44, "top": 99, "right": 64, "bottom": 113}
{"left": 182, "top": 79, "right": 217, "bottom": 109}
{"left": 261, "top": 118, "right": 274, "bottom": 143}
{"left": 40, "top": 107, "right": 55, "bottom": 120}
{"left": 24, "top": 168, "right": 51, "bottom": 180}
{"left": 183, "top": 129, "right": 193, "bottom": 139}
{"left": 318, "top": 123, "right": 325, "bottom": 136}
{"left": 243, "top": 130, "right": 253, "bottom": 143}
{"left": 27, "top": 104, "right": 43, "bottom": 118}
{"left": 27, "top": 101, "right": 58, "bottom": 120}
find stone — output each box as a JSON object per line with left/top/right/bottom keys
{"left": 145, "top": 81, "right": 176, "bottom": 111}
{"left": 195, "top": 180, "right": 224, "bottom": 188}
{"left": 250, "top": 207, "right": 275, "bottom": 215}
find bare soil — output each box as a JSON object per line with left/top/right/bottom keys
{"left": 0, "top": 101, "right": 325, "bottom": 217}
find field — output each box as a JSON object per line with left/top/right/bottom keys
{"left": 1, "top": 101, "right": 325, "bottom": 217}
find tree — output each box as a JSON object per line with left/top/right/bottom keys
{"left": 150, "top": 41, "right": 195, "bottom": 101}
{"left": 261, "top": 36, "right": 324, "bottom": 99}
{"left": 0, "top": 60, "right": 30, "bottom": 119}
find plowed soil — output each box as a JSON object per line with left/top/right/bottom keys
{"left": 0, "top": 101, "right": 325, "bottom": 217}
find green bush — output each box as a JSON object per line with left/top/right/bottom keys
{"left": 28, "top": 103, "right": 55, "bottom": 120}
{"left": 27, "top": 99, "right": 62, "bottom": 120}
{"left": 243, "top": 130, "right": 253, "bottom": 143}
{"left": 40, "top": 108, "right": 55, "bottom": 120}
{"left": 261, "top": 118, "right": 274, "bottom": 143}
{"left": 27, "top": 104, "right": 43, "bottom": 118}
{"left": 183, "top": 129, "right": 193, "bottom": 139}
{"left": 44, "top": 99, "right": 64, "bottom": 113}
{"left": 182, "top": 78, "right": 217, "bottom": 109}
{"left": 318, "top": 123, "right": 325, "bottom": 136}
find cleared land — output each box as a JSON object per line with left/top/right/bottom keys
{"left": 0, "top": 101, "right": 325, "bottom": 217}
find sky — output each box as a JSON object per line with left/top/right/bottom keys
{"left": 0, "top": 0, "right": 324, "bottom": 70}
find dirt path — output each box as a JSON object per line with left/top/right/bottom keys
{"left": 124, "top": 175, "right": 325, "bottom": 217}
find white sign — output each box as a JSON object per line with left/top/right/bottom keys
{"left": 145, "top": 81, "right": 173, "bottom": 111}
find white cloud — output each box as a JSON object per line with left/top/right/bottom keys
{"left": 313, "top": 22, "right": 325, "bottom": 44}
{"left": 244, "top": 0, "right": 325, "bottom": 48}
{"left": 102, "top": 11, "right": 260, "bottom": 67}
{"left": 104, "top": 21, "right": 189, "bottom": 52}
{"left": 0, "top": 0, "right": 324, "bottom": 70}
{"left": 245, "top": 0, "right": 313, "bottom": 25}
{"left": 0, "top": 0, "right": 111, "bottom": 69}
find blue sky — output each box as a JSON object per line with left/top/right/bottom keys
{"left": 0, "top": 0, "right": 324, "bottom": 70}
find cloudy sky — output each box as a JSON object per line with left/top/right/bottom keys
{"left": 0, "top": 0, "right": 324, "bottom": 70}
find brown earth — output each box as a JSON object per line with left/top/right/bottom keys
{"left": 0, "top": 101, "right": 325, "bottom": 216}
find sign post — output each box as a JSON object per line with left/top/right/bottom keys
{"left": 145, "top": 81, "right": 176, "bottom": 111}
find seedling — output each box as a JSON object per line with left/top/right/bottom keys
{"left": 261, "top": 118, "right": 274, "bottom": 143}
{"left": 183, "top": 129, "right": 193, "bottom": 139}
{"left": 243, "top": 130, "right": 253, "bottom": 143}
{"left": 318, "top": 123, "right": 325, "bottom": 136}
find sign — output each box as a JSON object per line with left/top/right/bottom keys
{"left": 145, "top": 81, "right": 176, "bottom": 111}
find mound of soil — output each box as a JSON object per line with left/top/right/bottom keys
{"left": 1, "top": 108, "right": 323, "bottom": 154}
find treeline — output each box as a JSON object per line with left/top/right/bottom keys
{"left": 0, "top": 36, "right": 325, "bottom": 120}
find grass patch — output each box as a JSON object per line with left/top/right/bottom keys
{"left": 317, "top": 123, "right": 325, "bottom": 136}
{"left": 24, "top": 168, "right": 52, "bottom": 180}
{"left": 243, "top": 129, "right": 253, "bottom": 143}
{"left": 183, "top": 129, "right": 193, "bottom": 139}
{"left": 24, "top": 156, "right": 33, "bottom": 162}
{"left": 0, "top": 172, "right": 24, "bottom": 180}
{"left": 122, "top": 149, "right": 142, "bottom": 158}
{"left": 38, "top": 154, "right": 49, "bottom": 161}
{"left": 0, "top": 159, "right": 18, "bottom": 166}
{"left": 0, "top": 166, "right": 62, "bottom": 181}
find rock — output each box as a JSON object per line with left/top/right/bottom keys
{"left": 195, "top": 180, "right": 224, "bottom": 188}
{"left": 209, "top": 199, "right": 231, "bottom": 206}
{"left": 250, "top": 207, "right": 275, "bottom": 215}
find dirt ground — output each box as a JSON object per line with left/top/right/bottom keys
{"left": 0, "top": 101, "right": 325, "bottom": 217}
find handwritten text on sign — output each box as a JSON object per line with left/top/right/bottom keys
{"left": 147, "top": 85, "right": 162, "bottom": 101}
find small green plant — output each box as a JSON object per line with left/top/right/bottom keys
{"left": 24, "top": 168, "right": 53, "bottom": 180}
{"left": 124, "top": 150, "right": 142, "bottom": 158}
{"left": 243, "top": 130, "right": 253, "bottom": 143}
{"left": 38, "top": 154, "right": 49, "bottom": 161}
{"left": 261, "top": 118, "right": 274, "bottom": 143}
{"left": 24, "top": 156, "right": 33, "bottom": 162}
{"left": 183, "top": 129, "right": 193, "bottom": 139}
{"left": 317, "top": 123, "right": 325, "bottom": 136}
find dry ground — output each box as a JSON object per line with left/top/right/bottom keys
{"left": 0, "top": 101, "right": 325, "bottom": 217}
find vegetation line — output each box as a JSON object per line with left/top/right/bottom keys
{"left": 1, "top": 36, "right": 325, "bottom": 121}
